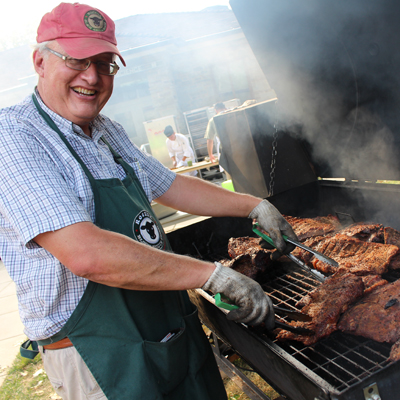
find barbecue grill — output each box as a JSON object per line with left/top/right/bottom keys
{"left": 169, "top": 1, "right": 400, "bottom": 399}
{"left": 168, "top": 208, "right": 400, "bottom": 400}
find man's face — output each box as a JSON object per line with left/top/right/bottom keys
{"left": 168, "top": 133, "right": 176, "bottom": 141}
{"left": 34, "top": 42, "right": 115, "bottom": 134}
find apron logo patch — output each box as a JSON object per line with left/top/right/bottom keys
{"left": 133, "top": 211, "right": 164, "bottom": 249}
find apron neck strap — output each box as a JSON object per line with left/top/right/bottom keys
{"left": 99, "top": 137, "right": 139, "bottom": 180}
{"left": 31, "top": 94, "right": 135, "bottom": 183}
{"left": 101, "top": 136, "right": 128, "bottom": 168}
{"left": 32, "top": 94, "right": 97, "bottom": 188}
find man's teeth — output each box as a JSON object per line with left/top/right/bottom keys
{"left": 73, "top": 88, "right": 95, "bottom": 96}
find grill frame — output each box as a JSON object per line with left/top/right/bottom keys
{"left": 167, "top": 179, "right": 400, "bottom": 400}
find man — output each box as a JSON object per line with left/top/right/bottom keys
{"left": 0, "top": 3, "right": 297, "bottom": 399}
{"left": 204, "top": 102, "right": 227, "bottom": 163}
{"left": 164, "top": 125, "right": 197, "bottom": 176}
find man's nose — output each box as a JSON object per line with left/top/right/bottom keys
{"left": 80, "top": 62, "right": 99, "bottom": 83}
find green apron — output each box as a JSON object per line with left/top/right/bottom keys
{"left": 32, "top": 95, "right": 226, "bottom": 400}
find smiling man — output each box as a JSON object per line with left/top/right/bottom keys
{"left": 0, "top": 3, "right": 297, "bottom": 400}
{"left": 34, "top": 44, "right": 116, "bottom": 134}
{"left": 33, "top": 4, "right": 124, "bottom": 135}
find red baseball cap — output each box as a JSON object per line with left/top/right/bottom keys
{"left": 37, "top": 2, "right": 126, "bottom": 66}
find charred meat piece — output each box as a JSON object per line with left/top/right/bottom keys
{"left": 276, "top": 269, "right": 364, "bottom": 346}
{"left": 227, "top": 236, "right": 263, "bottom": 258}
{"left": 384, "top": 226, "right": 400, "bottom": 246}
{"left": 339, "top": 222, "right": 384, "bottom": 243}
{"left": 283, "top": 215, "right": 339, "bottom": 241}
{"left": 384, "top": 227, "right": 400, "bottom": 270}
{"left": 389, "top": 339, "right": 400, "bottom": 362}
{"left": 223, "top": 248, "right": 272, "bottom": 281}
{"left": 338, "top": 279, "right": 400, "bottom": 343}
{"left": 311, "top": 234, "right": 399, "bottom": 275}
{"left": 223, "top": 254, "right": 255, "bottom": 278}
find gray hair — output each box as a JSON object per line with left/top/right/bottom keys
{"left": 32, "top": 40, "right": 56, "bottom": 59}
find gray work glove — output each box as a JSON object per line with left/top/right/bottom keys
{"left": 249, "top": 200, "right": 298, "bottom": 260}
{"left": 202, "top": 262, "right": 275, "bottom": 329}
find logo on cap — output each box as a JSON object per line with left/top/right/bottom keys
{"left": 84, "top": 10, "right": 107, "bottom": 32}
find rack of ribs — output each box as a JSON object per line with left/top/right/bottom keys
{"left": 288, "top": 224, "right": 400, "bottom": 275}
{"left": 339, "top": 222, "right": 384, "bottom": 242}
{"left": 384, "top": 227, "right": 400, "bottom": 270}
{"left": 276, "top": 269, "right": 364, "bottom": 346}
{"left": 224, "top": 217, "right": 400, "bottom": 349}
{"left": 311, "top": 234, "right": 399, "bottom": 275}
{"left": 338, "top": 279, "right": 400, "bottom": 345}
{"left": 283, "top": 215, "right": 340, "bottom": 241}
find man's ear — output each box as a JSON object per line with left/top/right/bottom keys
{"left": 33, "top": 50, "right": 45, "bottom": 77}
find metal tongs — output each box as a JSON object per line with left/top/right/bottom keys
{"left": 215, "top": 293, "right": 314, "bottom": 335}
{"left": 252, "top": 223, "right": 339, "bottom": 282}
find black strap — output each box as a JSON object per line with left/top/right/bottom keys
{"left": 20, "top": 339, "right": 39, "bottom": 359}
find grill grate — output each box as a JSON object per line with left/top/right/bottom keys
{"left": 205, "top": 249, "right": 394, "bottom": 392}
{"left": 260, "top": 265, "right": 392, "bottom": 392}
{"left": 280, "top": 333, "right": 391, "bottom": 391}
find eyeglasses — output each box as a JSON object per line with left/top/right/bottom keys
{"left": 45, "top": 47, "right": 120, "bottom": 76}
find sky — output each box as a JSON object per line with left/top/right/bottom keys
{"left": 2, "top": 0, "right": 231, "bottom": 50}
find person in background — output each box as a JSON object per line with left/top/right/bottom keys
{"left": 164, "top": 125, "right": 197, "bottom": 176}
{"left": 0, "top": 3, "right": 298, "bottom": 399}
{"left": 204, "top": 102, "right": 227, "bottom": 163}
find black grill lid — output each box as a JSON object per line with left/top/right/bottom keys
{"left": 230, "top": 0, "right": 400, "bottom": 180}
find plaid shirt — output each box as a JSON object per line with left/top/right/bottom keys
{"left": 0, "top": 92, "right": 176, "bottom": 340}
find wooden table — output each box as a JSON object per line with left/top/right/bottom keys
{"left": 172, "top": 160, "right": 219, "bottom": 175}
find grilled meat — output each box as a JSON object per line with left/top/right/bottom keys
{"left": 384, "top": 227, "right": 400, "bottom": 270}
{"left": 338, "top": 279, "right": 400, "bottom": 343}
{"left": 223, "top": 238, "right": 272, "bottom": 280}
{"left": 224, "top": 250, "right": 272, "bottom": 280}
{"left": 276, "top": 269, "right": 364, "bottom": 346}
{"left": 283, "top": 215, "right": 339, "bottom": 241}
{"left": 227, "top": 217, "right": 400, "bottom": 349}
{"left": 384, "top": 226, "right": 400, "bottom": 246}
{"left": 389, "top": 338, "right": 400, "bottom": 362}
{"left": 221, "top": 254, "right": 259, "bottom": 278}
{"left": 339, "top": 222, "right": 384, "bottom": 243}
{"left": 313, "top": 215, "right": 342, "bottom": 229}
{"left": 311, "top": 234, "right": 398, "bottom": 275}
{"left": 362, "top": 275, "right": 388, "bottom": 295}
{"left": 227, "top": 236, "right": 263, "bottom": 258}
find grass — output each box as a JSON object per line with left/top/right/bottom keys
{"left": 223, "top": 357, "right": 280, "bottom": 400}
{"left": 0, "top": 353, "right": 60, "bottom": 400}
{"left": 0, "top": 348, "right": 279, "bottom": 400}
